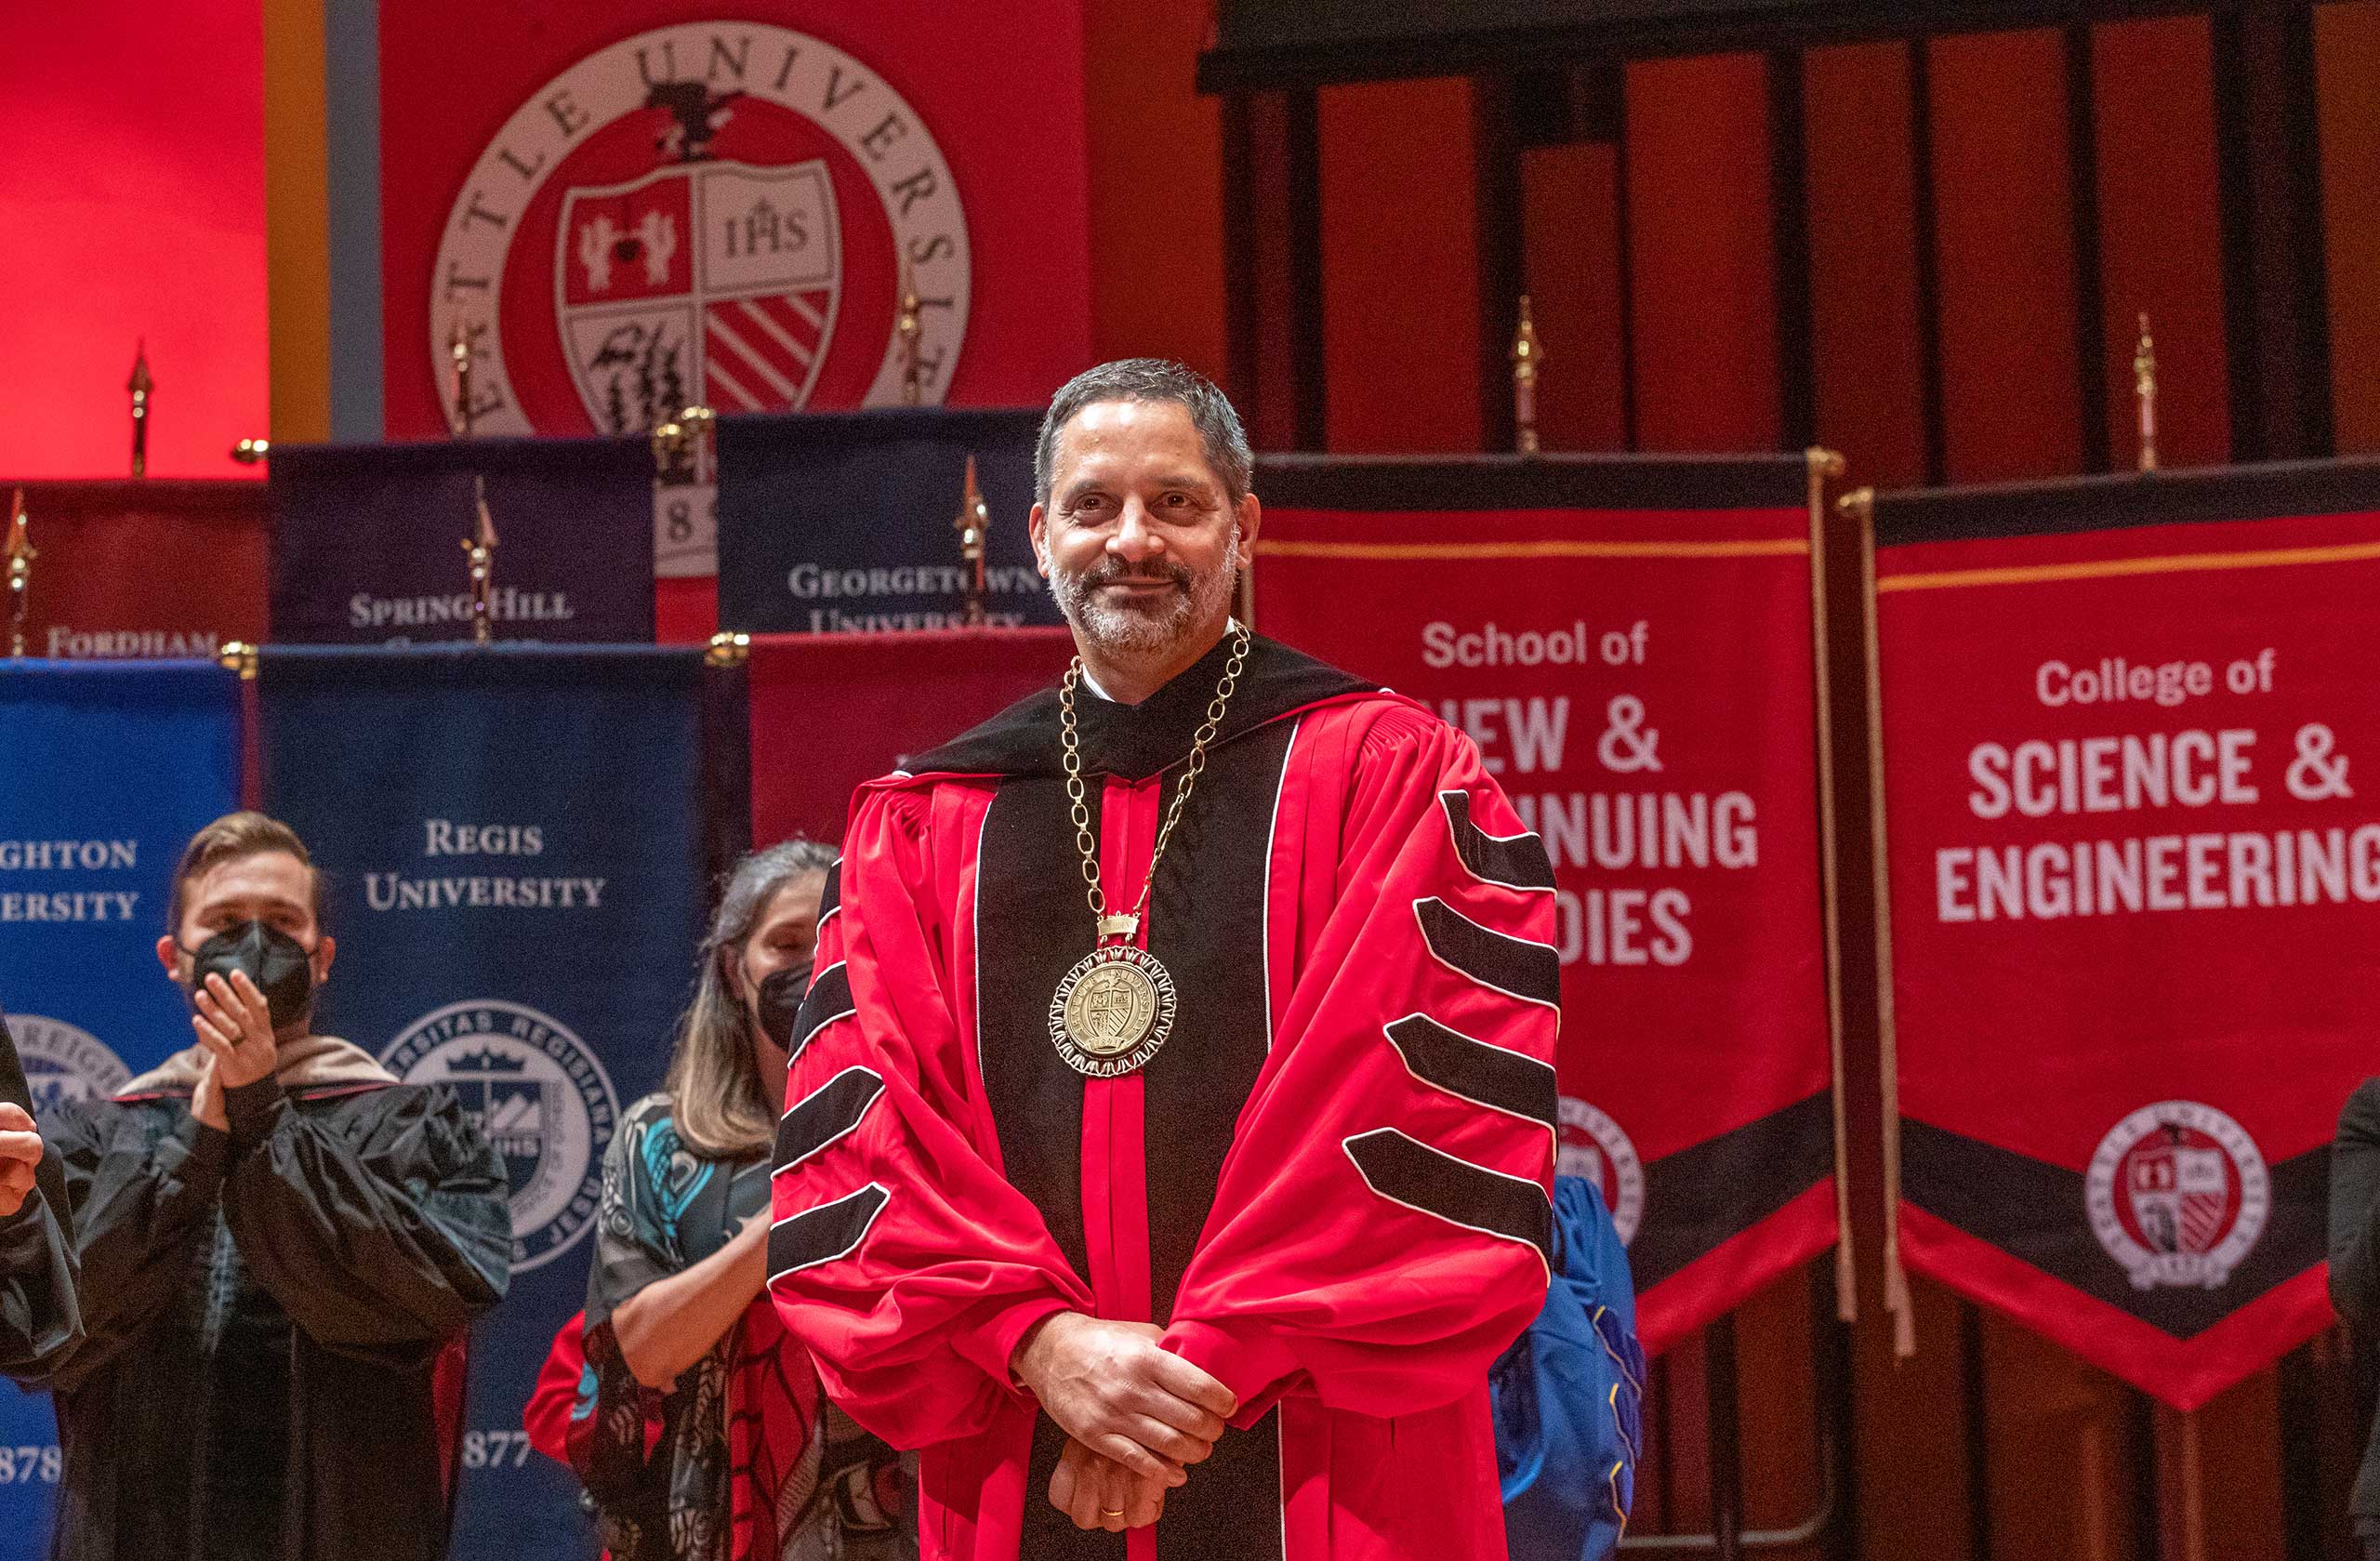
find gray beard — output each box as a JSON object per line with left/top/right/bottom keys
{"left": 1049, "top": 531, "right": 1239, "bottom": 661}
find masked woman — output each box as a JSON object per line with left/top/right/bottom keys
{"left": 576, "top": 839, "right": 914, "bottom": 1561}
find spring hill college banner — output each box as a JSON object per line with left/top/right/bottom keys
{"left": 1871, "top": 460, "right": 2380, "bottom": 1409}
{"left": 1253, "top": 455, "right": 1839, "bottom": 1354}
{"left": 0, "top": 661, "right": 242, "bottom": 1561}
{"left": 258, "top": 646, "right": 708, "bottom": 1561}
{"left": 269, "top": 438, "right": 657, "bottom": 645}
{"left": 377, "top": 7, "right": 1091, "bottom": 440}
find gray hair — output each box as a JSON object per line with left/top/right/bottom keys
{"left": 1035, "top": 358, "right": 1253, "bottom": 508}
{"left": 662, "top": 836, "right": 839, "bottom": 1158}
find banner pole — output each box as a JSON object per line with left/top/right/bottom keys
{"left": 2135, "top": 313, "right": 2159, "bottom": 475}
{"left": 1846, "top": 485, "right": 1915, "bottom": 1359}
{"left": 6, "top": 490, "right": 33, "bottom": 660}
{"left": 1806, "top": 447, "right": 1856, "bottom": 1323}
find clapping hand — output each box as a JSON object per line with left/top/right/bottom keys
{"left": 0, "top": 1103, "right": 42, "bottom": 1219}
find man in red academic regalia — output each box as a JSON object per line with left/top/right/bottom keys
{"left": 768, "top": 359, "right": 1560, "bottom": 1560}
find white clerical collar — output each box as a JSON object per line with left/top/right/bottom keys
{"left": 1079, "top": 620, "right": 1241, "bottom": 704}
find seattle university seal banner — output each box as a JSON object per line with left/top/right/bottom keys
{"left": 0, "top": 661, "right": 241, "bottom": 1561}
{"left": 1871, "top": 461, "right": 2380, "bottom": 1409}
{"left": 381, "top": 8, "right": 1092, "bottom": 440}
{"left": 1253, "top": 455, "right": 1837, "bottom": 1355}
{"left": 257, "top": 645, "right": 710, "bottom": 1557}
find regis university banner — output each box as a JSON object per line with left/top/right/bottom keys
{"left": 1869, "top": 458, "right": 2380, "bottom": 1409}
{"left": 258, "top": 645, "right": 712, "bottom": 1559}
{"left": 1253, "top": 454, "right": 1842, "bottom": 1354}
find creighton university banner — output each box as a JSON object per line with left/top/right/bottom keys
{"left": 1870, "top": 460, "right": 2380, "bottom": 1409}
{"left": 716, "top": 406, "right": 1061, "bottom": 632}
{"left": 269, "top": 439, "right": 657, "bottom": 645}
{"left": 0, "top": 660, "right": 241, "bottom": 1561}
{"left": 1254, "top": 454, "right": 1839, "bottom": 1354}
{"left": 258, "top": 645, "right": 708, "bottom": 1559}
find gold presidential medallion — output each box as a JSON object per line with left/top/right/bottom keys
{"left": 1049, "top": 625, "right": 1250, "bottom": 1080}
{"left": 1049, "top": 945, "right": 1177, "bottom": 1078}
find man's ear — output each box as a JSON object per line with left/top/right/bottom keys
{"left": 155, "top": 934, "right": 180, "bottom": 981}
{"left": 1028, "top": 502, "right": 1051, "bottom": 577}
{"left": 312, "top": 935, "right": 337, "bottom": 986}
{"left": 1234, "top": 492, "right": 1262, "bottom": 556}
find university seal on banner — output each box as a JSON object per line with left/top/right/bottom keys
{"left": 383, "top": 999, "right": 619, "bottom": 1270}
{"left": 2085, "top": 1100, "right": 2269, "bottom": 1291}
{"left": 1557, "top": 1094, "right": 1645, "bottom": 1246}
{"left": 10, "top": 1014, "right": 130, "bottom": 1112}
{"left": 430, "top": 21, "right": 972, "bottom": 437}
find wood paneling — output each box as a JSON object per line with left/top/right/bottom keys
{"left": 1625, "top": 53, "right": 1780, "bottom": 450}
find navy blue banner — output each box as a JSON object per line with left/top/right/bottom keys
{"left": 0, "top": 660, "right": 241, "bottom": 1561}
{"left": 715, "top": 406, "right": 1061, "bottom": 632}
{"left": 258, "top": 645, "right": 708, "bottom": 1561}
{"left": 269, "top": 437, "right": 657, "bottom": 644}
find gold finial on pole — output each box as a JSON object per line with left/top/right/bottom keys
{"left": 705, "top": 630, "right": 751, "bottom": 668}
{"left": 127, "top": 342, "right": 153, "bottom": 478}
{"left": 897, "top": 261, "right": 924, "bottom": 406}
{"left": 231, "top": 437, "right": 271, "bottom": 465}
{"left": 463, "top": 474, "right": 499, "bottom": 644}
{"left": 218, "top": 641, "right": 259, "bottom": 681}
{"left": 1510, "top": 294, "right": 1541, "bottom": 456}
{"left": 2135, "top": 312, "right": 2158, "bottom": 474}
{"left": 953, "top": 455, "right": 990, "bottom": 627}
{"left": 448, "top": 318, "right": 485, "bottom": 438}
{"left": 7, "top": 488, "right": 34, "bottom": 658}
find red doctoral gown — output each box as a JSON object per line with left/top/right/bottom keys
{"left": 767, "top": 633, "right": 1560, "bottom": 1561}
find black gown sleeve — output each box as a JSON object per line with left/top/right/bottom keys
{"left": 220, "top": 1078, "right": 511, "bottom": 1369}
{"left": 42, "top": 1096, "right": 230, "bottom": 1392}
{"left": 0, "top": 1012, "right": 81, "bottom": 1380}
{"left": 2330, "top": 1078, "right": 2380, "bottom": 1330}
{"left": 0, "top": 1169, "right": 80, "bottom": 1382}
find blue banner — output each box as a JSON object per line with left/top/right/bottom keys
{"left": 0, "top": 659, "right": 241, "bottom": 1561}
{"left": 269, "top": 437, "right": 658, "bottom": 644}
{"left": 258, "top": 645, "right": 708, "bottom": 1561}
{"left": 715, "top": 406, "right": 1061, "bottom": 632}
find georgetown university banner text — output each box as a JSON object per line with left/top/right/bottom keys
{"left": 0, "top": 660, "right": 242, "bottom": 1561}
{"left": 1253, "top": 454, "right": 1838, "bottom": 1354}
{"left": 258, "top": 645, "right": 708, "bottom": 1560}
{"left": 716, "top": 407, "right": 1064, "bottom": 633}
{"left": 1871, "top": 460, "right": 2380, "bottom": 1409}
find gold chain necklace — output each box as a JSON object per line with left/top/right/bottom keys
{"left": 1045, "top": 624, "right": 1252, "bottom": 1078}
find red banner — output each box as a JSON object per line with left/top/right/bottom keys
{"left": 380, "top": 6, "right": 1090, "bottom": 441}
{"left": 747, "top": 627, "right": 1075, "bottom": 845}
{"left": 1253, "top": 456, "right": 1837, "bottom": 1354}
{"left": 1872, "top": 468, "right": 2380, "bottom": 1409}
{"left": 7, "top": 480, "right": 266, "bottom": 660}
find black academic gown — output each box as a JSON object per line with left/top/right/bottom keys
{"left": 0, "top": 1011, "right": 80, "bottom": 1381}
{"left": 37, "top": 1070, "right": 511, "bottom": 1561}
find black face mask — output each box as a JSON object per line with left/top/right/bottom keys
{"left": 754, "top": 961, "right": 813, "bottom": 1051}
{"left": 187, "top": 920, "right": 316, "bottom": 1033}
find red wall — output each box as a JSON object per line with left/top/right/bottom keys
{"left": 0, "top": 0, "right": 268, "bottom": 479}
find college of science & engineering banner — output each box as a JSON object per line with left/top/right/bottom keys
{"left": 258, "top": 645, "right": 709, "bottom": 1560}
{"left": 1252, "top": 454, "right": 1842, "bottom": 1354}
{"left": 0, "top": 660, "right": 242, "bottom": 1561}
{"left": 715, "top": 406, "right": 1064, "bottom": 633}
{"left": 1869, "top": 460, "right": 2380, "bottom": 1409}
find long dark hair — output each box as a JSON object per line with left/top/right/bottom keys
{"left": 662, "top": 839, "right": 836, "bottom": 1158}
